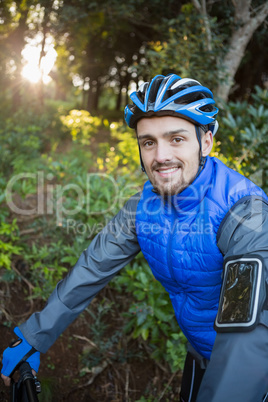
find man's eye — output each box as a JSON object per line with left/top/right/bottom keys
{"left": 144, "top": 141, "right": 154, "bottom": 147}
{"left": 172, "top": 137, "right": 182, "bottom": 143}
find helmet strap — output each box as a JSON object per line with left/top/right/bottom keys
{"left": 195, "top": 126, "right": 206, "bottom": 177}
{"left": 138, "top": 144, "right": 145, "bottom": 172}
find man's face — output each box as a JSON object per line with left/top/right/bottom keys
{"left": 137, "top": 116, "right": 212, "bottom": 196}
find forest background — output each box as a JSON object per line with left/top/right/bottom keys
{"left": 0, "top": 0, "right": 268, "bottom": 401}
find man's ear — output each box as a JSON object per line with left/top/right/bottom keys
{"left": 202, "top": 131, "right": 213, "bottom": 156}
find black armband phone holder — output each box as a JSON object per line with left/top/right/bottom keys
{"left": 215, "top": 255, "right": 266, "bottom": 332}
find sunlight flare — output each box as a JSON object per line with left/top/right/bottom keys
{"left": 21, "top": 35, "right": 57, "bottom": 84}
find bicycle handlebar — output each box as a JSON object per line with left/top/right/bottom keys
{"left": 10, "top": 362, "right": 41, "bottom": 402}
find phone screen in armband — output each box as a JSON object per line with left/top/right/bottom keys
{"left": 215, "top": 257, "right": 263, "bottom": 331}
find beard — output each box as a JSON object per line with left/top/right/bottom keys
{"left": 151, "top": 175, "right": 189, "bottom": 196}
{"left": 146, "top": 160, "right": 199, "bottom": 196}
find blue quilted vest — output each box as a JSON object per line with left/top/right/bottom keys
{"left": 135, "top": 156, "right": 267, "bottom": 359}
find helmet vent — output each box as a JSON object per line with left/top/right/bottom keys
{"left": 147, "top": 76, "right": 164, "bottom": 106}
{"left": 199, "top": 104, "right": 215, "bottom": 113}
{"left": 171, "top": 78, "right": 201, "bottom": 90}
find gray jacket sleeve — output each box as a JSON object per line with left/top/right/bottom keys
{"left": 20, "top": 193, "right": 141, "bottom": 353}
{"left": 197, "top": 196, "right": 268, "bottom": 402}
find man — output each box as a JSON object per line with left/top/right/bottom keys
{"left": 2, "top": 74, "right": 268, "bottom": 401}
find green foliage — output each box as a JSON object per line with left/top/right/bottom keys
{"left": 0, "top": 105, "right": 142, "bottom": 301}
{"left": 217, "top": 86, "right": 268, "bottom": 191}
{"left": 49, "top": 168, "right": 122, "bottom": 232}
{"left": 112, "top": 253, "right": 187, "bottom": 372}
{"left": 0, "top": 219, "right": 22, "bottom": 271}
{"left": 1, "top": 113, "right": 143, "bottom": 297}
{"left": 80, "top": 300, "right": 116, "bottom": 370}
{"left": 24, "top": 241, "right": 69, "bottom": 299}
{"left": 43, "top": 144, "right": 94, "bottom": 182}
{"left": 141, "top": 5, "right": 225, "bottom": 89}
{"left": 0, "top": 105, "right": 66, "bottom": 178}
{"left": 37, "top": 377, "right": 56, "bottom": 402}
{"left": 165, "top": 332, "right": 188, "bottom": 372}
{"left": 79, "top": 299, "right": 143, "bottom": 374}
{"left": 60, "top": 109, "right": 102, "bottom": 144}
{"left": 0, "top": 116, "right": 42, "bottom": 176}
{"left": 0, "top": 173, "right": 9, "bottom": 211}
{"left": 99, "top": 121, "right": 143, "bottom": 182}
{"left": 52, "top": 0, "right": 183, "bottom": 111}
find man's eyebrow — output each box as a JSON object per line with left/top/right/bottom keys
{"left": 138, "top": 129, "right": 189, "bottom": 141}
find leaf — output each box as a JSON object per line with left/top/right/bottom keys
{"left": 141, "top": 328, "right": 149, "bottom": 340}
{"left": 154, "top": 307, "right": 170, "bottom": 322}
{"left": 137, "top": 311, "right": 148, "bottom": 326}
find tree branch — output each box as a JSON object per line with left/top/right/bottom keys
{"left": 192, "top": 0, "right": 212, "bottom": 51}
{"left": 192, "top": 0, "right": 202, "bottom": 12}
{"left": 216, "top": 0, "right": 268, "bottom": 102}
{"left": 202, "top": 0, "right": 212, "bottom": 51}
{"left": 232, "top": 0, "right": 251, "bottom": 22}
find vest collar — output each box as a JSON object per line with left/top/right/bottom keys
{"left": 171, "top": 156, "right": 213, "bottom": 213}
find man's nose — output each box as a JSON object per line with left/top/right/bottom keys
{"left": 155, "top": 144, "right": 172, "bottom": 163}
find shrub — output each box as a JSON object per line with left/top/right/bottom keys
{"left": 60, "top": 109, "right": 102, "bottom": 145}
{"left": 106, "top": 122, "right": 140, "bottom": 175}
{"left": 112, "top": 253, "right": 187, "bottom": 372}
{"left": 24, "top": 241, "right": 69, "bottom": 299}
{"left": 0, "top": 219, "right": 22, "bottom": 272}
{"left": 217, "top": 86, "right": 268, "bottom": 191}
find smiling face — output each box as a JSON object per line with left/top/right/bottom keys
{"left": 137, "top": 116, "right": 213, "bottom": 196}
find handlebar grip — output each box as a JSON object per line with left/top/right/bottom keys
{"left": 18, "top": 362, "right": 39, "bottom": 402}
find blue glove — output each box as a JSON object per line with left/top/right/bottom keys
{"left": 1, "top": 327, "right": 40, "bottom": 377}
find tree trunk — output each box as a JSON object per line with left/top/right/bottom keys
{"left": 38, "top": 8, "right": 50, "bottom": 106}
{"left": 9, "top": 8, "right": 29, "bottom": 110}
{"left": 93, "top": 78, "right": 101, "bottom": 111}
{"left": 38, "top": 32, "right": 46, "bottom": 106}
{"left": 116, "top": 79, "right": 123, "bottom": 111}
{"left": 82, "top": 81, "right": 87, "bottom": 109}
{"left": 216, "top": 1, "right": 268, "bottom": 102}
{"left": 87, "top": 82, "right": 94, "bottom": 112}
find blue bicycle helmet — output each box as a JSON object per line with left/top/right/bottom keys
{"left": 124, "top": 74, "right": 219, "bottom": 135}
{"left": 124, "top": 74, "right": 219, "bottom": 173}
